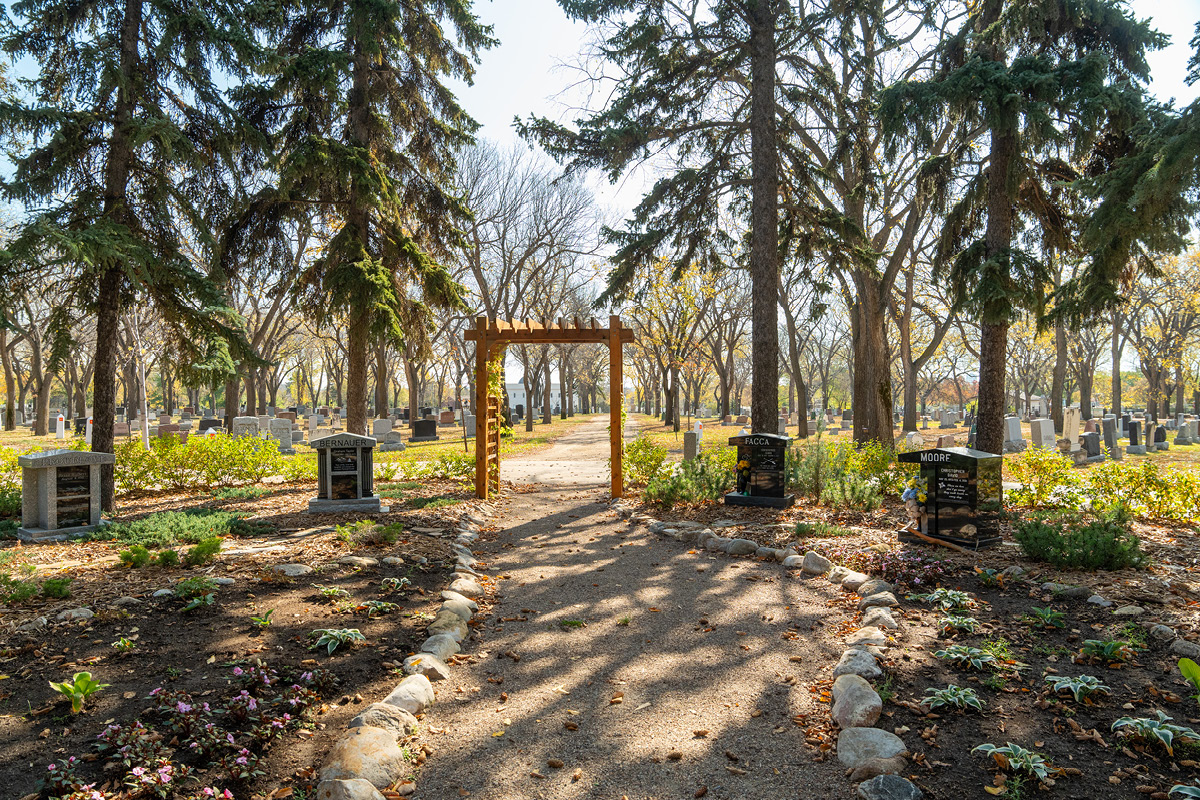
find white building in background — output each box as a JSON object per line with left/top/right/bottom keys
{"left": 505, "top": 382, "right": 579, "bottom": 412}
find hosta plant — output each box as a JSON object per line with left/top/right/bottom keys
{"left": 356, "top": 600, "right": 399, "bottom": 618}
{"left": 911, "top": 587, "right": 974, "bottom": 612}
{"left": 1025, "top": 606, "right": 1066, "bottom": 630}
{"left": 1079, "top": 638, "right": 1136, "bottom": 664}
{"left": 1179, "top": 658, "right": 1200, "bottom": 703}
{"left": 1112, "top": 711, "right": 1200, "bottom": 756}
{"left": 317, "top": 585, "right": 350, "bottom": 601}
{"left": 310, "top": 628, "right": 365, "bottom": 655}
{"left": 49, "top": 671, "right": 110, "bottom": 713}
{"left": 923, "top": 684, "right": 984, "bottom": 712}
{"left": 973, "top": 742, "right": 1060, "bottom": 781}
{"left": 1045, "top": 674, "right": 1110, "bottom": 704}
{"left": 938, "top": 615, "right": 980, "bottom": 636}
{"left": 934, "top": 645, "right": 997, "bottom": 671}
{"left": 975, "top": 567, "right": 1006, "bottom": 588}
{"left": 1170, "top": 786, "right": 1200, "bottom": 798}
{"left": 380, "top": 576, "right": 410, "bottom": 593}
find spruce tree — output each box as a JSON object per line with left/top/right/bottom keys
{"left": 880, "top": 0, "right": 1164, "bottom": 454}
{"left": 521, "top": 0, "right": 795, "bottom": 435}
{"left": 239, "top": 0, "right": 494, "bottom": 436}
{"left": 0, "top": 0, "right": 260, "bottom": 508}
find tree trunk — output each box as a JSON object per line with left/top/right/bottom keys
{"left": 224, "top": 378, "right": 238, "bottom": 428}
{"left": 559, "top": 352, "right": 568, "bottom": 420}
{"left": 345, "top": 310, "right": 369, "bottom": 435}
{"left": 850, "top": 284, "right": 893, "bottom": 443}
{"left": 375, "top": 342, "right": 388, "bottom": 416}
{"left": 243, "top": 371, "right": 257, "bottom": 417}
{"left": 747, "top": 1, "right": 779, "bottom": 435}
{"left": 1051, "top": 321, "right": 1066, "bottom": 432}
{"left": 0, "top": 329, "right": 13, "bottom": 431}
{"left": 543, "top": 359, "right": 552, "bottom": 424}
{"left": 1111, "top": 312, "right": 1122, "bottom": 414}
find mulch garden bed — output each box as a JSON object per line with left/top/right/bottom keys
{"left": 0, "top": 478, "right": 489, "bottom": 799}
{"left": 631, "top": 492, "right": 1200, "bottom": 798}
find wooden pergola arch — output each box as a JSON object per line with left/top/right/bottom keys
{"left": 465, "top": 315, "right": 634, "bottom": 500}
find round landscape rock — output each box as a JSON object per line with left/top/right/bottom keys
{"left": 837, "top": 727, "right": 908, "bottom": 769}
{"left": 856, "top": 579, "right": 893, "bottom": 598}
{"left": 1171, "top": 639, "right": 1200, "bottom": 658}
{"left": 801, "top": 551, "right": 832, "bottom": 574}
{"left": 840, "top": 571, "right": 871, "bottom": 591}
{"left": 833, "top": 648, "right": 883, "bottom": 681}
{"left": 348, "top": 703, "right": 419, "bottom": 740}
{"left": 440, "top": 589, "right": 478, "bottom": 610}
{"left": 1113, "top": 605, "right": 1145, "bottom": 616}
{"left": 723, "top": 538, "right": 760, "bottom": 556}
{"left": 846, "top": 626, "right": 887, "bottom": 648}
{"left": 832, "top": 674, "right": 883, "bottom": 729}
{"left": 315, "top": 778, "right": 387, "bottom": 800}
{"left": 857, "top": 774, "right": 923, "bottom": 800}
{"left": 56, "top": 607, "right": 93, "bottom": 621}
{"left": 859, "top": 591, "right": 899, "bottom": 610}
{"left": 273, "top": 564, "right": 313, "bottom": 577}
{"left": 338, "top": 556, "right": 379, "bottom": 568}
{"left": 382, "top": 674, "right": 435, "bottom": 716}
{"left": 448, "top": 577, "right": 483, "bottom": 598}
{"left": 861, "top": 607, "right": 899, "bottom": 630}
{"left": 782, "top": 554, "right": 805, "bottom": 569}
{"left": 319, "top": 726, "right": 408, "bottom": 788}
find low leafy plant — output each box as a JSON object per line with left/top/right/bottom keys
{"left": 0, "top": 565, "right": 38, "bottom": 604}
{"left": 1013, "top": 507, "right": 1148, "bottom": 571}
{"left": 41, "top": 577, "right": 72, "bottom": 599}
{"left": 1112, "top": 711, "right": 1200, "bottom": 756}
{"left": 210, "top": 486, "right": 270, "bottom": 501}
{"left": 975, "top": 567, "right": 1006, "bottom": 588}
{"left": 310, "top": 628, "right": 365, "bottom": 655}
{"left": 380, "top": 576, "right": 410, "bottom": 593}
{"left": 175, "top": 576, "right": 218, "bottom": 610}
{"left": 99, "top": 509, "right": 251, "bottom": 547}
{"left": 1025, "top": 607, "right": 1066, "bottom": 630}
{"left": 625, "top": 432, "right": 670, "bottom": 487}
{"left": 119, "top": 544, "right": 152, "bottom": 568}
{"left": 795, "top": 521, "right": 853, "bottom": 538}
{"left": 49, "top": 671, "right": 110, "bottom": 713}
{"left": 317, "top": 585, "right": 350, "bottom": 601}
{"left": 643, "top": 449, "right": 736, "bottom": 508}
{"left": 153, "top": 548, "right": 180, "bottom": 567}
{"left": 559, "top": 619, "right": 586, "bottom": 629}
{"left": 923, "top": 684, "right": 984, "bottom": 712}
{"left": 1179, "top": 658, "right": 1200, "bottom": 703}
{"left": 1079, "top": 638, "right": 1136, "bottom": 664}
{"left": 183, "top": 536, "right": 222, "bottom": 566}
{"left": 819, "top": 473, "right": 882, "bottom": 510}
{"left": 356, "top": 600, "right": 399, "bottom": 618}
{"left": 1045, "top": 674, "right": 1110, "bottom": 704}
{"left": 972, "top": 742, "right": 1059, "bottom": 782}
{"left": 250, "top": 609, "right": 274, "bottom": 629}
{"left": 911, "top": 587, "right": 974, "bottom": 612}
{"left": 111, "top": 637, "right": 137, "bottom": 653}
{"left": 1170, "top": 785, "right": 1200, "bottom": 798}
{"left": 934, "top": 645, "right": 997, "bottom": 671}
{"left": 937, "top": 615, "right": 980, "bottom": 636}
{"left": 406, "top": 496, "right": 459, "bottom": 510}
{"left": 1008, "top": 447, "right": 1082, "bottom": 509}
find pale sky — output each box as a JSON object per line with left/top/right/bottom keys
{"left": 455, "top": 0, "right": 1200, "bottom": 223}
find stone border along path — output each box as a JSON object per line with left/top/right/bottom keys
{"left": 620, "top": 499, "right": 924, "bottom": 800}
{"left": 314, "top": 502, "right": 497, "bottom": 800}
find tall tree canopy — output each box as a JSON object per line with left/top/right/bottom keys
{"left": 881, "top": 0, "right": 1164, "bottom": 454}
{"left": 239, "top": 0, "right": 495, "bottom": 435}
{"left": 0, "top": 0, "right": 261, "bottom": 507}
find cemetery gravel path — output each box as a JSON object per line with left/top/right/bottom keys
{"left": 413, "top": 418, "right": 852, "bottom": 800}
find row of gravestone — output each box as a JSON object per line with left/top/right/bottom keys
{"left": 1001, "top": 409, "right": 1198, "bottom": 463}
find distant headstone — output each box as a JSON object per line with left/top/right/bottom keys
{"left": 1102, "top": 416, "right": 1122, "bottom": 460}
{"left": 1081, "top": 431, "right": 1104, "bottom": 463}
{"left": 1127, "top": 420, "right": 1146, "bottom": 455}
{"left": 269, "top": 418, "right": 295, "bottom": 454}
{"left": 411, "top": 419, "right": 439, "bottom": 442}
{"left": 1155, "top": 424, "right": 1169, "bottom": 451}
{"left": 939, "top": 410, "right": 955, "bottom": 429}
{"left": 1063, "top": 408, "right": 1082, "bottom": 452}
{"left": 55, "top": 414, "right": 65, "bottom": 440}
{"left": 232, "top": 417, "right": 260, "bottom": 438}
{"left": 683, "top": 431, "right": 699, "bottom": 460}
{"left": 778, "top": 415, "right": 788, "bottom": 435}
{"left": 1030, "top": 418, "right": 1056, "bottom": 450}
{"left": 905, "top": 431, "right": 924, "bottom": 448}
{"left": 936, "top": 434, "right": 956, "bottom": 448}
{"left": 197, "top": 418, "right": 221, "bottom": 433}
{"left": 17, "top": 449, "right": 114, "bottom": 541}
{"left": 464, "top": 414, "right": 477, "bottom": 437}
{"left": 1002, "top": 416, "right": 1026, "bottom": 453}
{"left": 735, "top": 414, "right": 749, "bottom": 425}
{"left": 439, "top": 410, "right": 456, "bottom": 426}
{"left": 84, "top": 417, "right": 93, "bottom": 446}
{"left": 113, "top": 422, "right": 131, "bottom": 438}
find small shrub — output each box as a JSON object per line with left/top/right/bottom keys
{"left": 100, "top": 510, "right": 249, "bottom": 548}
{"left": 911, "top": 587, "right": 974, "bottom": 612}
{"left": 183, "top": 536, "right": 222, "bottom": 566}
{"left": 118, "top": 544, "right": 153, "bottom": 568}
{"left": 210, "top": 486, "right": 270, "bottom": 501}
{"left": 820, "top": 473, "right": 882, "bottom": 510}
{"left": 41, "top": 577, "right": 73, "bottom": 598}
{"left": 174, "top": 576, "right": 218, "bottom": 599}
{"left": 227, "top": 517, "right": 273, "bottom": 538}
{"left": 937, "top": 615, "right": 979, "bottom": 636}
{"left": 406, "top": 495, "right": 459, "bottom": 510}
{"left": 643, "top": 450, "right": 735, "bottom": 508}
{"left": 625, "top": 433, "right": 669, "bottom": 487}
{"left": 1008, "top": 447, "right": 1082, "bottom": 509}
{"left": 0, "top": 566, "right": 37, "bottom": 604}
{"left": 1013, "top": 507, "right": 1147, "bottom": 571}
{"left": 154, "top": 548, "right": 180, "bottom": 567}
{"left": 923, "top": 684, "right": 984, "bottom": 712}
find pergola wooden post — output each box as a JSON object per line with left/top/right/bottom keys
{"left": 465, "top": 316, "right": 634, "bottom": 500}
